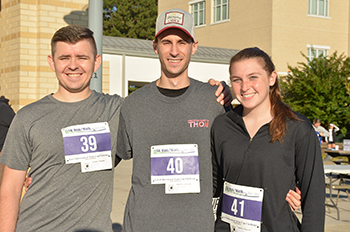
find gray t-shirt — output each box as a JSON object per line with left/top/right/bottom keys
{"left": 117, "top": 78, "right": 225, "bottom": 231}
{"left": 0, "top": 91, "right": 123, "bottom": 232}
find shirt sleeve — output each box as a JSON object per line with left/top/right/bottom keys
{"left": 295, "top": 127, "right": 325, "bottom": 232}
{"left": 116, "top": 110, "right": 133, "bottom": 160}
{"left": 211, "top": 122, "right": 224, "bottom": 198}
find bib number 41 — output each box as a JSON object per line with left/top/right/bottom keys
{"left": 231, "top": 198, "right": 245, "bottom": 217}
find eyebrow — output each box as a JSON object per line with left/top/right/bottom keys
{"left": 230, "top": 72, "right": 261, "bottom": 79}
{"left": 160, "top": 38, "right": 191, "bottom": 44}
{"left": 57, "top": 54, "right": 90, "bottom": 59}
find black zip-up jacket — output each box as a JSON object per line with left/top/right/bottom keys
{"left": 0, "top": 96, "right": 15, "bottom": 150}
{"left": 211, "top": 105, "right": 325, "bottom": 232}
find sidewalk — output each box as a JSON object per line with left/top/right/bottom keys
{"left": 111, "top": 160, "right": 350, "bottom": 232}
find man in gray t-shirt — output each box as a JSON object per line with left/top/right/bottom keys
{"left": 0, "top": 25, "right": 123, "bottom": 232}
{"left": 117, "top": 8, "right": 302, "bottom": 232}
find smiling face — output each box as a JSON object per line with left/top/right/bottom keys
{"left": 230, "top": 58, "right": 276, "bottom": 114}
{"left": 153, "top": 28, "right": 198, "bottom": 80}
{"left": 48, "top": 39, "right": 101, "bottom": 99}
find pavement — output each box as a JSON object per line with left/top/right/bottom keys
{"left": 111, "top": 160, "right": 350, "bottom": 232}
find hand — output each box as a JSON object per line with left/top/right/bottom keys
{"left": 208, "top": 78, "right": 233, "bottom": 107}
{"left": 286, "top": 187, "right": 301, "bottom": 212}
{"left": 23, "top": 176, "right": 32, "bottom": 193}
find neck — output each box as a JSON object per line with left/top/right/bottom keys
{"left": 53, "top": 88, "right": 92, "bottom": 102}
{"left": 157, "top": 74, "right": 190, "bottom": 89}
{"left": 242, "top": 102, "right": 273, "bottom": 125}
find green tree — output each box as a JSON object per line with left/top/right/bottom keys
{"left": 103, "top": 0, "right": 157, "bottom": 40}
{"left": 281, "top": 52, "right": 350, "bottom": 136}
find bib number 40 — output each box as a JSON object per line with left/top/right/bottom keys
{"left": 231, "top": 198, "right": 245, "bottom": 217}
{"left": 166, "top": 158, "right": 183, "bottom": 174}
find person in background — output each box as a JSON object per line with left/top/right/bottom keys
{"left": 313, "top": 118, "right": 330, "bottom": 144}
{"left": 0, "top": 89, "right": 16, "bottom": 186}
{"left": 212, "top": 47, "right": 325, "bottom": 232}
{"left": 326, "top": 123, "right": 340, "bottom": 149}
{"left": 0, "top": 90, "right": 15, "bottom": 152}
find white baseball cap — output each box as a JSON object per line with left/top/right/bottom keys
{"left": 155, "top": 8, "right": 195, "bottom": 40}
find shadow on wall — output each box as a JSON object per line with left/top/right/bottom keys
{"left": 63, "top": 5, "right": 89, "bottom": 26}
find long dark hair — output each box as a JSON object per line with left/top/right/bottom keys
{"left": 229, "top": 47, "right": 300, "bottom": 142}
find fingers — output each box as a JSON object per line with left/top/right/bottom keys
{"left": 209, "top": 79, "right": 233, "bottom": 106}
{"left": 221, "top": 82, "right": 233, "bottom": 107}
{"left": 214, "top": 81, "right": 223, "bottom": 97}
{"left": 23, "top": 177, "right": 32, "bottom": 193}
{"left": 208, "top": 78, "right": 219, "bottom": 87}
{"left": 286, "top": 189, "right": 301, "bottom": 211}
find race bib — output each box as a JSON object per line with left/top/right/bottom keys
{"left": 221, "top": 182, "right": 264, "bottom": 232}
{"left": 62, "top": 122, "right": 112, "bottom": 173}
{"left": 150, "top": 144, "right": 200, "bottom": 194}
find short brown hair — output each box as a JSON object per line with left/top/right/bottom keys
{"left": 51, "top": 25, "right": 97, "bottom": 57}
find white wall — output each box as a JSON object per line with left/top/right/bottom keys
{"left": 103, "top": 53, "right": 230, "bottom": 98}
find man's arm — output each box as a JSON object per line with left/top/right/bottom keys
{"left": 318, "top": 126, "right": 330, "bottom": 137}
{"left": 0, "top": 166, "right": 27, "bottom": 231}
{"left": 208, "top": 79, "right": 233, "bottom": 107}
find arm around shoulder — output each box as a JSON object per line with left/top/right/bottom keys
{"left": 0, "top": 166, "right": 27, "bottom": 231}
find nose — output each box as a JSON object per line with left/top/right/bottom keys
{"left": 241, "top": 79, "right": 250, "bottom": 91}
{"left": 170, "top": 44, "right": 179, "bottom": 56}
{"left": 68, "top": 58, "right": 78, "bottom": 70}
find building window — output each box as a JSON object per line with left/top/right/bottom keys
{"left": 191, "top": 1, "right": 205, "bottom": 26}
{"left": 213, "top": 0, "right": 229, "bottom": 22}
{"left": 308, "top": 0, "right": 329, "bottom": 17}
{"left": 307, "top": 45, "right": 329, "bottom": 61}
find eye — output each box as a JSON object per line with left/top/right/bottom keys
{"left": 231, "top": 78, "right": 241, "bottom": 83}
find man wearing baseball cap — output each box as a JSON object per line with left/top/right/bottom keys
{"left": 117, "top": 8, "right": 229, "bottom": 231}
{"left": 117, "top": 8, "right": 302, "bottom": 231}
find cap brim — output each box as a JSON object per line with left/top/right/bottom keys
{"left": 155, "top": 26, "right": 194, "bottom": 40}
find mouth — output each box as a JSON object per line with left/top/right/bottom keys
{"left": 168, "top": 59, "right": 181, "bottom": 63}
{"left": 67, "top": 73, "right": 82, "bottom": 77}
{"left": 241, "top": 93, "right": 255, "bottom": 99}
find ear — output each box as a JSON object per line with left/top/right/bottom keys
{"left": 47, "top": 55, "right": 55, "bottom": 72}
{"left": 191, "top": 40, "right": 199, "bottom": 55}
{"left": 94, "top": 54, "right": 102, "bottom": 72}
{"left": 153, "top": 40, "right": 159, "bottom": 55}
{"left": 269, "top": 70, "right": 277, "bottom": 86}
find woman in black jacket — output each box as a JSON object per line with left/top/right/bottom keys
{"left": 212, "top": 47, "right": 325, "bottom": 232}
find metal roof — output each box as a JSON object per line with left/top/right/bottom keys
{"left": 102, "top": 36, "right": 239, "bottom": 64}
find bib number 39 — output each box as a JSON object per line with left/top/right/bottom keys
{"left": 80, "top": 136, "right": 97, "bottom": 152}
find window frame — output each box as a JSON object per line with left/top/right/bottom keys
{"left": 190, "top": 0, "right": 206, "bottom": 27}
{"left": 212, "top": 0, "right": 229, "bottom": 23}
{"left": 307, "top": 45, "right": 330, "bottom": 61}
{"left": 308, "top": 0, "right": 329, "bottom": 17}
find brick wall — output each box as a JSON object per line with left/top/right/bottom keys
{"left": 0, "top": 0, "right": 110, "bottom": 111}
